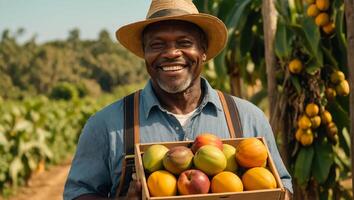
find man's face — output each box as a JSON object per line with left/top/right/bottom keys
{"left": 142, "top": 20, "right": 207, "bottom": 94}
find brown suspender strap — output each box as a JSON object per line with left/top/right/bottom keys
{"left": 217, "top": 90, "right": 243, "bottom": 138}
{"left": 116, "top": 90, "right": 140, "bottom": 197}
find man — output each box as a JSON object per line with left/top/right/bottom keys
{"left": 64, "top": 0, "right": 293, "bottom": 199}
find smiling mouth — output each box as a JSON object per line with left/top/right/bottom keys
{"left": 160, "top": 65, "right": 185, "bottom": 71}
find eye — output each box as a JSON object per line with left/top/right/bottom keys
{"left": 150, "top": 41, "right": 164, "bottom": 49}
{"left": 178, "top": 39, "right": 193, "bottom": 47}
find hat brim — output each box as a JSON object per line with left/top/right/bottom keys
{"left": 116, "top": 13, "right": 228, "bottom": 61}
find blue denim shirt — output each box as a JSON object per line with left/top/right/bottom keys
{"left": 64, "top": 78, "right": 293, "bottom": 199}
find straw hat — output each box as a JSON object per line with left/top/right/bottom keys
{"left": 116, "top": 0, "right": 227, "bottom": 61}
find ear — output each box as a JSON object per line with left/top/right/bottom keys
{"left": 202, "top": 53, "right": 207, "bottom": 62}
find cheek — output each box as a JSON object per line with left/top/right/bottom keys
{"left": 144, "top": 52, "right": 157, "bottom": 68}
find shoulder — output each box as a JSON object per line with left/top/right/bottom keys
{"left": 226, "top": 94, "right": 272, "bottom": 137}
{"left": 231, "top": 96, "right": 266, "bottom": 118}
{"left": 93, "top": 98, "right": 124, "bottom": 122}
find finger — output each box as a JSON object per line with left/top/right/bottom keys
{"left": 135, "top": 179, "right": 142, "bottom": 192}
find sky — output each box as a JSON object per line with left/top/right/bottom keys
{"left": 0, "top": 0, "right": 151, "bottom": 43}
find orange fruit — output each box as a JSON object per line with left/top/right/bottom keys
{"left": 211, "top": 171, "right": 243, "bottom": 193}
{"left": 300, "top": 130, "right": 314, "bottom": 146}
{"left": 330, "top": 71, "right": 345, "bottom": 84}
{"left": 147, "top": 170, "right": 177, "bottom": 197}
{"left": 336, "top": 80, "right": 350, "bottom": 96}
{"left": 242, "top": 167, "right": 277, "bottom": 190}
{"left": 321, "top": 110, "right": 332, "bottom": 124}
{"left": 235, "top": 138, "right": 268, "bottom": 168}
{"left": 316, "top": 0, "right": 330, "bottom": 11}
{"left": 288, "top": 59, "right": 303, "bottom": 74}
{"left": 315, "top": 13, "right": 330, "bottom": 27}
{"left": 325, "top": 87, "right": 336, "bottom": 101}
{"left": 307, "top": 4, "right": 320, "bottom": 17}
{"left": 298, "top": 115, "right": 312, "bottom": 129}
{"left": 310, "top": 116, "right": 321, "bottom": 129}
{"left": 326, "top": 122, "right": 338, "bottom": 137}
{"left": 305, "top": 103, "right": 319, "bottom": 117}
{"left": 295, "top": 129, "right": 304, "bottom": 141}
{"left": 322, "top": 22, "right": 335, "bottom": 34}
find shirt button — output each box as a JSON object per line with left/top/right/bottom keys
{"left": 175, "top": 127, "right": 179, "bottom": 130}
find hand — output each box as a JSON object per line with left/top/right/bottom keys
{"left": 124, "top": 173, "right": 142, "bottom": 200}
{"left": 284, "top": 189, "right": 292, "bottom": 200}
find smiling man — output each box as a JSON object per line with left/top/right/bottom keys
{"left": 63, "top": 0, "right": 293, "bottom": 200}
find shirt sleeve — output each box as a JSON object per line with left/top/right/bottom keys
{"left": 63, "top": 115, "right": 112, "bottom": 200}
{"left": 253, "top": 106, "right": 293, "bottom": 193}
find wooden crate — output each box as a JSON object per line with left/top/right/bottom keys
{"left": 134, "top": 137, "right": 286, "bottom": 200}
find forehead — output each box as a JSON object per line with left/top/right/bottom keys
{"left": 142, "top": 20, "right": 203, "bottom": 39}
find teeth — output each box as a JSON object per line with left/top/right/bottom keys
{"left": 161, "top": 65, "right": 184, "bottom": 71}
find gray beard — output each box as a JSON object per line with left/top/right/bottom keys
{"left": 157, "top": 75, "right": 192, "bottom": 94}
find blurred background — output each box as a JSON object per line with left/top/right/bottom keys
{"left": 0, "top": 0, "right": 353, "bottom": 199}
{"left": 0, "top": 1, "right": 150, "bottom": 199}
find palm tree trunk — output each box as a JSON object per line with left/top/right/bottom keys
{"left": 262, "top": 0, "right": 288, "bottom": 160}
{"left": 344, "top": 0, "right": 354, "bottom": 196}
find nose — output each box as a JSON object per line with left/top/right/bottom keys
{"left": 162, "top": 45, "right": 182, "bottom": 59}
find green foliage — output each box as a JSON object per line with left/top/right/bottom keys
{"left": 0, "top": 29, "right": 148, "bottom": 99}
{"left": 50, "top": 82, "right": 78, "bottom": 100}
{"left": 194, "top": 0, "right": 265, "bottom": 97}
{"left": 0, "top": 83, "right": 143, "bottom": 196}
{"left": 294, "top": 146, "right": 314, "bottom": 186}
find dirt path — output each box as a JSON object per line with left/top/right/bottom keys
{"left": 6, "top": 160, "right": 71, "bottom": 200}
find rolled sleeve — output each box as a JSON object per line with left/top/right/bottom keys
{"left": 64, "top": 116, "right": 112, "bottom": 200}
{"left": 255, "top": 109, "right": 293, "bottom": 193}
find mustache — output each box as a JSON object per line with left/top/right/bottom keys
{"left": 154, "top": 57, "right": 191, "bottom": 67}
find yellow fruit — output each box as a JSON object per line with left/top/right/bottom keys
{"left": 300, "top": 130, "right": 314, "bottom": 146}
{"left": 143, "top": 144, "right": 169, "bottom": 173}
{"left": 315, "top": 13, "right": 330, "bottom": 27}
{"left": 235, "top": 138, "right": 268, "bottom": 168}
{"left": 288, "top": 59, "right": 303, "bottom": 74}
{"left": 306, "top": 0, "right": 315, "bottom": 4}
{"left": 147, "top": 170, "right": 177, "bottom": 197}
{"left": 211, "top": 171, "right": 244, "bottom": 193}
{"left": 325, "top": 87, "right": 336, "bottom": 101}
{"left": 321, "top": 110, "right": 332, "bottom": 124}
{"left": 298, "top": 115, "right": 312, "bottom": 129}
{"left": 322, "top": 22, "right": 335, "bottom": 34}
{"left": 242, "top": 167, "right": 277, "bottom": 190}
{"left": 310, "top": 116, "right": 321, "bottom": 129}
{"left": 222, "top": 144, "right": 238, "bottom": 172}
{"left": 305, "top": 103, "right": 319, "bottom": 117}
{"left": 316, "top": 0, "right": 330, "bottom": 11}
{"left": 307, "top": 4, "right": 320, "bottom": 17}
{"left": 330, "top": 71, "right": 345, "bottom": 84}
{"left": 326, "top": 122, "right": 338, "bottom": 137}
{"left": 336, "top": 80, "right": 350, "bottom": 96}
{"left": 295, "top": 129, "right": 304, "bottom": 141}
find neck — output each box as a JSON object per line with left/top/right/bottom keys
{"left": 152, "top": 77, "right": 203, "bottom": 114}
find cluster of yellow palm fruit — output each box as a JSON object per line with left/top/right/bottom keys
{"left": 306, "top": 0, "right": 335, "bottom": 34}
{"left": 326, "top": 71, "right": 350, "bottom": 99}
{"left": 295, "top": 103, "right": 337, "bottom": 145}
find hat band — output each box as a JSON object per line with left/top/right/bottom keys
{"left": 148, "top": 9, "right": 191, "bottom": 19}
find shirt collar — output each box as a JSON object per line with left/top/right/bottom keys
{"left": 141, "top": 77, "right": 223, "bottom": 119}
